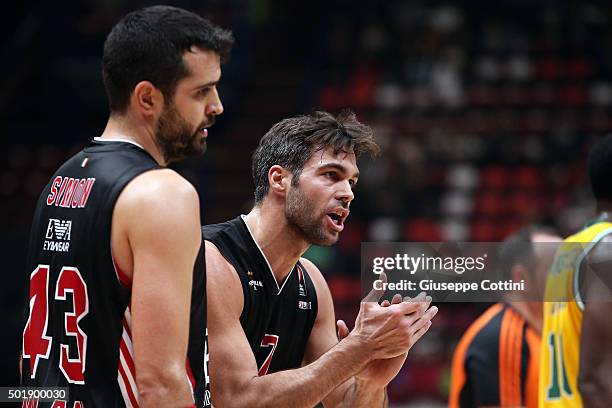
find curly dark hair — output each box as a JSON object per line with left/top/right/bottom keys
{"left": 252, "top": 110, "right": 380, "bottom": 204}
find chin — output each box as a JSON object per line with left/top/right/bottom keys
{"left": 313, "top": 234, "right": 340, "bottom": 247}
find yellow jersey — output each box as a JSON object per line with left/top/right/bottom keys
{"left": 539, "top": 221, "right": 612, "bottom": 407}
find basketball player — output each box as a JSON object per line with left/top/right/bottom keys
{"left": 449, "top": 226, "right": 560, "bottom": 408}
{"left": 539, "top": 135, "right": 612, "bottom": 407}
{"left": 20, "top": 6, "right": 232, "bottom": 407}
{"left": 203, "top": 110, "right": 439, "bottom": 407}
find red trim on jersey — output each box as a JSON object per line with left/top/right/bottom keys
{"left": 123, "top": 318, "right": 132, "bottom": 339}
{"left": 118, "top": 308, "right": 139, "bottom": 407}
{"left": 118, "top": 360, "right": 139, "bottom": 407}
{"left": 120, "top": 335, "right": 136, "bottom": 375}
{"left": 186, "top": 357, "right": 196, "bottom": 397}
{"left": 112, "top": 257, "right": 131, "bottom": 288}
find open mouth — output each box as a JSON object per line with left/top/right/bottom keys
{"left": 326, "top": 208, "right": 349, "bottom": 232}
{"left": 328, "top": 213, "right": 342, "bottom": 225}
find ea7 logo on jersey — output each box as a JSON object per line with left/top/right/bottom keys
{"left": 43, "top": 219, "right": 72, "bottom": 252}
{"left": 46, "top": 219, "right": 72, "bottom": 240}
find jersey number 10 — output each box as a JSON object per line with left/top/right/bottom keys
{"left": 23, "top": 265, "right": 89, "bottom": 384}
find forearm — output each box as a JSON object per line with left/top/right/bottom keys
{"left": 220, "top": 338, "right": 369, "bottom": 408}
{"left": 336, "top": 379, "right": 387, "bottom": 408}
{"left": 138, "top": 367, "right": 194, "bottom": 407}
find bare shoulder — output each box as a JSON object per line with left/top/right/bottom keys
{"left": 204, "top": 240, "right": 244, "bottom": 316}
{"left": 299, "top": 257, "right": 327, "bottom": 289}
{"left": 299, "top": 257, "right": 333, "bottom": 305}
{"left": 111, "top": 169, "right": 201, "bottom": 275}
{"left": 205, "top": 240, "right": 240, "bottom": 280}
{"left": 120, "top": 168, "right": 199, "bottom": 208}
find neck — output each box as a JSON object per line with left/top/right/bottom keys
{"left": 99, "top": 113, "right": 166, "bottom": 166}
{"left": 243, "top": 203, "right": 310, "bottom": 283}
{"left": 506, "top": 301, "right": 542, "bottom": 334}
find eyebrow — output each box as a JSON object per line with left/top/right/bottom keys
{"left": 318, "top": 162, "right": 360, "bottom": 179}
{"left": 194, "top": 78, "right": 220, "bottom": 91}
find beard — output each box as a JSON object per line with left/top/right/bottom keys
{"left": 285, "top": 183, "right": 339, "bottom": 246}
{"left": 155, "top": 104, "right": 208, "bottom": 163}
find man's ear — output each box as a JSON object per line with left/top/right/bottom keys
{"left": 131, "top": 81, "right": 165, "bottom": 118}
{"left": 511, "top": 264, "right": 530, "bottom": 284}
{"left": 268, "top": 165, "right": 291, "bottom": 197}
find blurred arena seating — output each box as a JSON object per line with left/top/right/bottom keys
{"left": 2, "top": 1, "right": 611, "bottom": 405}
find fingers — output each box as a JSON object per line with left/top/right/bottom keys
{"left": 402, "top": 296, "right": 432, "bottom": 327}
{"left": 412, "top": 306, "right": 438, "bottom": 337}
{"left": 390, "top": 292, "right": 428, "bottom": 315}
{"left": 362, "top": 272, "right": 387, "bottom": 303}
{"left": 421, "top": 304, "right": 438, "bottom": 323}
{"left": 337, "top": 319, "right": 350, "bottom": 340}
{"left": 416, "top": 295, "right": 432, "bottom": 316}
{"left": 388, "top": 301, "right": 419, "bottom": 316}
{"left": 411, "top": 320, "right": 433, "bottom": 344}
{"left": 380, "top": 294, "right": 403, "bottom": 307}
{"left": 412, "top": 306, "right": 438, "bottom": 330}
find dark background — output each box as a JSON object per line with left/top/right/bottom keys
{"left": 3, "top": 1, "right": 612, "bottom": 405}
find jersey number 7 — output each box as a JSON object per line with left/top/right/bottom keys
{"left": 23, "top": 265, "right": 89, "bottom": 384}
{"left": 258, "top": 334, "right": 279, "bottom": 376}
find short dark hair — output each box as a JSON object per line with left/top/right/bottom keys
{"left": 588, "top": 134, "right": 612, "bottom": 202}
{"left": 497, "top": 225, "right": 556, "bottom": 280}
{"left": 102, "top": 5, "right": 234, "bottom": 113}
{"left": 252, "top": 110, "right": 380, "bottom": 204}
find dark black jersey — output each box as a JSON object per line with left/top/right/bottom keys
{"left": 203, "top": 216, "right": 318, "bottom": 374}
{"left": 21, "top": 139, "right": 210, "bottom": 408}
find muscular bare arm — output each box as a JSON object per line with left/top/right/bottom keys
{"left": 113, "top": 169, "right": 201, "bottom": 407}
{"left": 578, "top": 236, "right": 612, "bottom": 407}
{"left": 205, "top": 241, "right": 424, "bottom": 408}
{"left": 301, "top": 258, "right": 436, "bottom": 408}
{"left": 301, "top": 258, "right": 385, "bottom": 408}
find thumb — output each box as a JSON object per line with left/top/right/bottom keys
{"left": 362, "top": 272, "right": 387, "bottom": 303}
{"left": 337, "top": 319, "right": 350, "bottom": 340}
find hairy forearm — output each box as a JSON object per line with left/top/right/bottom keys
{"left": 217, "top": 338, "right": 369, "bottom": 408}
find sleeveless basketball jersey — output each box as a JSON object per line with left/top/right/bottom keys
{"left": 539, "top": 221, "right": 612, "bottom": 407}
{"left": 21, "top": 139, "right": 210, "bottom": 408}
{"left": 203, "top": 215, "right": 318, "bottom": 374}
